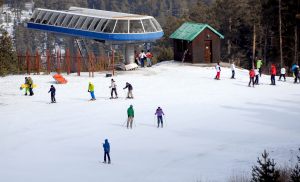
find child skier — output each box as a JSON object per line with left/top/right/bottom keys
{"left": 123, "top": 82, "right": 133, "bottom": 99}
{"left": 109, "top": 79, "right": 118, "bottom": 99}
{"left": 146, "top": 50, "right": 153, "bottom": 67}
{"left": 48, "top": 85, "right": 56, "bottom": 103}
{"left": 102, "top": 139, "right": 111, "bottom": 164}
{"left": 230, "top": 61, "right": 235, "bottom": 79}
{"left": 254, "top": 68, "right": 259, "bottom": 85}
{"left": 215, "top": 62, "right": 221, "bottom": 80}
{"left": 270, "top": 64, "right": 277, "bottom": 85}
{"left": 278, "top": 66, "right": 286, "bottom": 81}
{"left": 248, "top": 69, "right": 255, "bottom": 87}
{"left": 155, "top": 107, "right": 165, "bottom": 128}
{"left": 88, "top": 82, "right": 96, "bottom": 100}
{"left": 127, "top": 105, "right": 134, "bottom": 129}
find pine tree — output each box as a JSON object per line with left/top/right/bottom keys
{"left": 291, "top": 148, "right": 300, "bottom": 182}
{"left": 251, "top": 150, "right": 280, "bottom": 182}
{"left": 0, "top": 30, "right": 17, "bottom": 76}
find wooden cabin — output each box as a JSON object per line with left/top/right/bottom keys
{"left": 170, "top": 22, "right": 224, "bottom": 63}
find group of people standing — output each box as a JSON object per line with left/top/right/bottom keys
{"left": 135, "top": 50, "right": 153, "bottom": 67}
{"left": 87, "top": 79, "right": 134, "bottom": 101}
{"left": 215, "top": 58, "right": 300, "bottom": 87}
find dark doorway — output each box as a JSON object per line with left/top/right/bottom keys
{"left": 204, "top": 40, "right": 212, "bottom": 63}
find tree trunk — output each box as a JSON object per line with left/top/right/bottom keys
{"left": 279, "top": 0, "right": 283, "bottom": 67}
{"left": 264, "top": 28, "right": 268, "bottom": 65}
{"left": 227, "top": 17, "right": 232, "bottom": 57}
{"left": 252, "top": 24, "right": 256, "bottom": 69}
{"left": 295, "top": 25, "right": 298, "bottom": 66}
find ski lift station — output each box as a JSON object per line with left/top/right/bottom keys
{"left": 26, "top": 7, "right": 164, "bottom": 70}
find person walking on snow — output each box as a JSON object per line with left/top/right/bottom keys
{"left": 123, "top": 82, "right": 133, "bottom": 99}
{"left": 88, "top": 82, "right": 96, "bottom": 100}
{"left": 256, "top": 58, "right": 263, "bottom": 77}
{"left": 127, "top": 105, "right": 134, "bottom": 129}
{"left": 254, "top": 68, "right": 259, "bottom": 85}
{"left": 109, "top": 79, "right": 118, "bottom": 99}
{"left": 248, "top": 69, "right": 255, "bottom": 87}
{"left": 230, "top": 61, "right": 235, "bottom": 79}
{"left": 102, "top": 139, "right": 111, "bottom": 164}
{"left": 155, "top": 107, "right": 165, "bottom": 128}
{"left": 292, "top": 63, "right": 299, "bottom": 83}
{"left": 48, "top": 85, "right": 56, "bottom": 103}
{"left": 215, "top": 62, "right": 221, "bottom": 80}
{"left": 28, "top": 77, "right": 34, "bottom": 96}
{"left": 278, "top": 66, "right": 286, "bottom": 81}
{"left": 270, "top": 64, "right": 277, "bottom": 85}
{"left": 146, "top": 50, "right": 153, "bottom": 67}
{"left": 24, "top": 77, "right": 29, "bottom": 96}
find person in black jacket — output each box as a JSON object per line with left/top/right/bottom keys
{"left": 123, "top": 82, "right": 133, "bottom": 99}
{"left": 48, "top": 85, "right": 56, "bottom": 103}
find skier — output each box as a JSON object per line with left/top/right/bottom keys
{"left": 155, "top": 107, "right": 165, "bottom": 128}
{"left": 248, "top": 69, "right": 255, "bottom": 87}
{"left": 102, "top": 139, "right": 111, "bottom": 164}
{"left": 109, "top": 79, "right": 118, "bottom": 99}
{"left": 270, "top": 64, "right": 277, "bottom": 85}
{"left": 215, "top": 62, "right": 221, "bottom": 80}
{"left": 123, "top": 82, "right": 133, "bottom": 99}
{"left": 256, "top": 58, "right": 263, "bottom": 77}
{"left": 28, "top": 77, "right": 34, "bottom": 96}
{"left": 88, "top": 82, "right": 96, "bottom": 100}
{"left": 24, "top": 77, "right": 29, "bottom": 96}
{"left": 127, "top": 105, "right": 134, "bottom": 129}
{"left": 230, "top": 61, "right": 235, "bottom": 79}
{"left": 146, "top": 50, "right": 153, "bottom": 67}
{"left": 292, "top": 63, "right": 299, "bottom": 83}
{"left": 139, "top": 50, "right": 146, "bottom": 68}
{"left": 254, "top": 68, "right": 259, "bottom": 85}
{"left": 278, "top": 66, "right": 286, "bottom": 81}
{"left": 48, "top": 85, "right": 56, "bottom": 103}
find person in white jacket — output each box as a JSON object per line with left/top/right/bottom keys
{"left": 230, "top": 61, "right": 236, "bottom": 79}
{"left": 278, "top": 66, "right": 286, "bottom": 81}
{"left": 215, "top": 62, "right": 221, "bottom": 80}
{"left": 109, "top": 79, "right": 118, "bottom": 99}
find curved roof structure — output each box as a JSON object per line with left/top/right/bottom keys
{"left": 26, "top": 7, "right": 164, "bottom": 42}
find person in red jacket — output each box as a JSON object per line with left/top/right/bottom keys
{"left": 270, "top": 64, "right": 277, "bottom": 85}
{"left": 248, "top": 69, "right": 255, "bottom": 87}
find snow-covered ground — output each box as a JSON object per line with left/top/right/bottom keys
{"left": 1, "top": 62, "right": 300, "bottom": 182}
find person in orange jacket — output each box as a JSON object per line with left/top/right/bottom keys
{"left": 270, "top": 64, "right": 277, "bottom": 85}
{"left": 248, "top": 69, "right": 255, "bottom": 87}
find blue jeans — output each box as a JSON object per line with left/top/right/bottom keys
{"left": 90, "top": 91, "right": 95, "bottom": 99}
{"left": 157, "top": 116, "right": 163, "bottom": 127}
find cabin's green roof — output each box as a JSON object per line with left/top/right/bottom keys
{"left": 169, "top": 22, "right": 224, "bottom": 41}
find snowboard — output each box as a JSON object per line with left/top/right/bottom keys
{"left": 20, "top": 84, "right": 37, "bottom": 89}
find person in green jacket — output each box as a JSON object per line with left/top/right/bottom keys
{"left": 27, "top": 77, "right": 34, "bottom": 96}
{"left": 256, "top": 58, "right": 263, "bottom": 77}
{"left": 88, "top": 82, "right": 96, "bottom": 100}
{"left": 127, "top": 105, "right": 134, "bottom": 129}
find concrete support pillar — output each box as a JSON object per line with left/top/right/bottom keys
{"left": 125, "top": 44, "right": 134, "bottom": 64}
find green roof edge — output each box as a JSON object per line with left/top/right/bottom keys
{"left": 170, "top": 22, "right": 225, "bottom": 41}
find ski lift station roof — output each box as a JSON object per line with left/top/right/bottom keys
{"left": 26, "top": 7, "right": 164, "bottom": 42}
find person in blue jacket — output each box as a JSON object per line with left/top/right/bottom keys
{"left": 292, "top": 63, "right": 299, "bottom": 83}
{"left": 103, "top": 139, "right": 111, "bottom": 164}
{"left": 48, "top": 85, "right": 56, "bottom": 103}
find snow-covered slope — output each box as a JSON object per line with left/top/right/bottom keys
{"left": 1, "top": 62, "right": 300, "bottom": 182}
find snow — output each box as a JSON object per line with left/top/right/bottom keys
{"left": 0, "top": 62, "right": 300, "bottom": 182}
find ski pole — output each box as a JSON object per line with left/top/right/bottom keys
{"left": 134, "top": 118, "right": 136, "bottom": 127}
{"left": 123, "top": 118, "right": 127, "bottom": 127}
{"left": 164, "top": 115, "right": 167, "bottom": 128}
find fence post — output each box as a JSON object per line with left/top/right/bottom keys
{"left": 46, "top": 50, "right": 50, "bottom": 74}
{"left": 35, "top": 49, "right": 40, "bottom": 75}
{"left": 66, "top": 48, "right": 71, "bottom": 75}
{"left": 57, "top": 49, "right": 61, "bottom": 74}
{"left": 26, "top": 49, "right": 31, "bottom": 75}
{"left": 112, "top": 48, "right": 115, "bottom": 76}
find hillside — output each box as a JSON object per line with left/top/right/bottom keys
{"left": 0, "top": 62, "right": 300, "bottom": 181}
